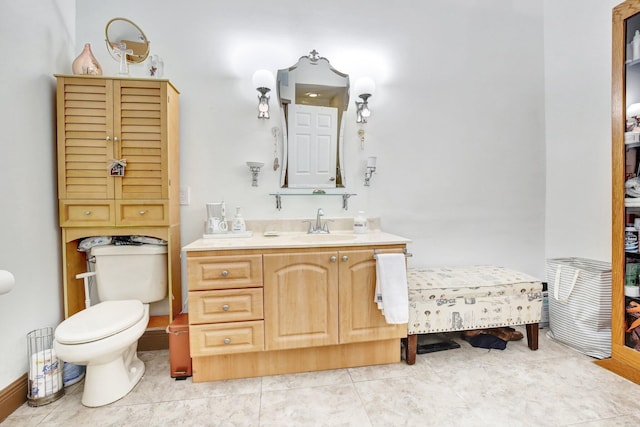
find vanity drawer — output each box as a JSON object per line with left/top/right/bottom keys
{"left": 187, "top": 255, "right": 263, "bottom": 290}
{"left": 189, "top": 288, "right": 263, "bottom": 324}
{"left": 189, "top": 321, "right": 264, "bottom": 356}
{"left": 116, "top": 201, "right": 169, "bottom": 226}
{"left": 59, "top": 201, "right": 114, "bottom": 227}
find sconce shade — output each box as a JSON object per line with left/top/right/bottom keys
{"left": 252, "top": 69, "right": 275, "bottom": 90}
{"left": 367, "top": 156, "right": 377, "bottom": 168}
{"left": 354, "top": 77, "right": 376, "bottom": 97}
{"left": 628, "top": 103, "right": 640, "bottom": 118}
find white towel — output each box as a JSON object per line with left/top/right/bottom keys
{"left": 374, "top": 253, "right": 409, "bottom": 324}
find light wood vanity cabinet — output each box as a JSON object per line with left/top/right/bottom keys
{"left": 55, "top": 75, "right": 181, "bottom": 337}
{"left": 186, "top": 245, "right": 407, "bottom": 382}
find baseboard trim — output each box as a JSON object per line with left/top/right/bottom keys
{"left": 139, "top": 328, "right": 169, "bottom": 351}
{"left": 0, "top": 373, "right": 27, "bottom": 423}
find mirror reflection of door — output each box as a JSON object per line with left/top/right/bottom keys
{"left": 277, "top": 51, "right": 349, "bottom": 189}
{"left": 289, "top": 105, "right": 338, "bottom": 188}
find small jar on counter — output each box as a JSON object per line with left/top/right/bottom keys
{"left": 353, "top": 211, "right": 368, "bottom": 234}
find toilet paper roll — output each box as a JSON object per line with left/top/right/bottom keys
{"left": 29, "top": 349, "right": 62, "bottom": 398}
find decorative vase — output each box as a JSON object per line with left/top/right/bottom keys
{"left": 72, "top": 43, "right": 102, "bottom": 76}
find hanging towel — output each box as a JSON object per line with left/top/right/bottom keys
{"left": 374, "top": 253, "right": 409, "bottom": 324}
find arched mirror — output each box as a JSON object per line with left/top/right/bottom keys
{"left": 277, "top": 50, "right": 350, "bottom": 189}
{"left": 105, "top": 17, "right": 150, "bottom": 64}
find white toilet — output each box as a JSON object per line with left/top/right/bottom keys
{"left": 54, "top": 244, "right": 167, "bottom": 407}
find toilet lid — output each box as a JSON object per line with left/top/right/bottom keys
{"left": 55, "top": 300, "right": 145, "bottom": 344}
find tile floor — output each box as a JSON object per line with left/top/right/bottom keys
{"left": 4, "top": 329, "right": 640, "bottom": 426}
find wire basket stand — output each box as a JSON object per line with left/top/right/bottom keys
{"left": 26, "top": 327, "right": 65, "bottom": 406}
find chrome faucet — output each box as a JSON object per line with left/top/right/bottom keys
{"left": 307, "top": 208, "right": 330, "bottom": 234}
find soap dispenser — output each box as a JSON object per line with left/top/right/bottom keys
{"left": 232, "top": 207, "right": 246, "bottom": 233}
{"left": 353, "top": 211, "right": 368, "bottom": 234}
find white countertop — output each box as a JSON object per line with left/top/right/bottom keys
{"left": 182, "top": 230, "right": 411, "bottom": 252}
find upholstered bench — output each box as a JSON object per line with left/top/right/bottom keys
{"left": 404, "top": 266, "right": 543, "bottom": 364}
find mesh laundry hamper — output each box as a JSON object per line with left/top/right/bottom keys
{"left": 546, "top": 258, "right": 612, "bottom": 359}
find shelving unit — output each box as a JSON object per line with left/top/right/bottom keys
{"left": 55, "top": 75, "right": 182, "bottom": 347}
{"left": 596, "top": 0, "right": 640, "bottom": 383}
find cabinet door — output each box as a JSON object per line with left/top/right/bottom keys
{"left": 57, "top": 77, "right": 115, "bottom": 200}
{"left": 263, "top": 251, "right": 339, "bottom": 350}
{"left": 57, "top": 78, "right": 169, "bottom": 203}
{"left": 339, "top": 249, "right": 407, "bottom": 343}
{"left": 113, "top": 80, "right": 168, "bottom": 201}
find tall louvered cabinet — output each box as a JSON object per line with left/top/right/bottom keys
{"left": 55, "top": 75, "right": 181, "bottom": 344}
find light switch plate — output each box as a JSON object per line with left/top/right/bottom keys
{"left": 180, "top": 186, "right": 190, "bottom": 205}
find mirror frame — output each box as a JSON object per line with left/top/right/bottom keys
{"left": 105, "top": 17, "right": 150, "bottom": 64}
{"left": 276, "top": 50, "right": 350, "bottom": 189}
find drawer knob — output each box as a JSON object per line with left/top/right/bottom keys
{"left": 84, "top": 211, "right": 91, "bottom": 216}
{"left": 138, "top": 210, "right": 146, "bottom": 215}
{"left": 221, "top": 270, "right": 228, "bottom": 277}
{"left": 223, "top": 338, "right": 231, "bottom": 345}
{"left": 222, "top": 304, "right": 229, "bottom": 311}
{"left": 330, "top": 256, "right": 337, "bottom": 263}
{"left": 342, "top": 255, "right": 349, "bottom": 262}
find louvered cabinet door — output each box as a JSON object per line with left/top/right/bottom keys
{"left": 114, "top": 80, "right": 167, "bottom": 201}
{"left": 56, "top": 77, "right": 114, "bottom": 200}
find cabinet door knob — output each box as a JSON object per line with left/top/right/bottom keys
{"left": 330, "top": 256, "right": 337, "bottom": 263}
{"left": 223, "top": 338, "right": 231, "bottom": 345}
{"left": 221, "top": 270, "right": 228, "bottom": 277}
{"left": 105, "top": 136, "right": 111, "bottom": 141}
{"left": 114, "top": 137, "right": 119, "bottom": 143}
{"left": 222, "top": 304, "right": 229, "bottom": 311}
{"left": 84, "top": 211, "right": 91, "bottom": 216}
{"left": 342, "top": 255, "right": 349, "bottom": 262}
{"left": 138, "top": 210, "right": 146, "bottom": 215}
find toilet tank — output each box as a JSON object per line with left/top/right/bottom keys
{"left": 90, "top": 244, "right": 168, "bottom": 303}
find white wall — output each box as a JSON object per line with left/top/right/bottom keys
{"left": 544, "top": 0, "right": 618, "bottom": 264}
{"left": 75, "top": 0, "right": 546, "bottom": 283}
{"left": 2, "top": 0, "right": 619, "bottom": 393}
{"left": 0, "top": 1, "right": 75, "bottom": 390}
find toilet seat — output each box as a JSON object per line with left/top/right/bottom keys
{"left": 55, "top": 300, "right": 145, "bottom": 344}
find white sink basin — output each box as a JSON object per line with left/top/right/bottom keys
{"left": 293, "top": 233, "right": 358, "bottom": 243}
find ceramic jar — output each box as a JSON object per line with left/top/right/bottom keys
{"left": 72, "top": 43, "right": 102, "bottom": 76}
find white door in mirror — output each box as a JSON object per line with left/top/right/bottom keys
{"left": 288, "top": 105, "right": 338, "bottom": 188}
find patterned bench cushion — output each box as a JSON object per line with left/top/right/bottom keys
{"left": 407, "top": 266, "right": 543, "bottom": 334}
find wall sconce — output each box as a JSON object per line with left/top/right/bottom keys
{"left": 246, "top": 161, "right": 264, "bottom": 186}
{"left": 354, "top": 77, "right": 376, "bottom": 124}
{"left": 364, "top": 156, "right": 377, "bottom": 186}
{"left": 252, "top": 69, "right": 275, "bottom": 119}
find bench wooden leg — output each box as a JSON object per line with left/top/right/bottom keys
{"left": 405, "top": 334, "right": 417, "bottom": 365}
{"left": 526, "top": 323, "right": 539, "bottom": 350}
